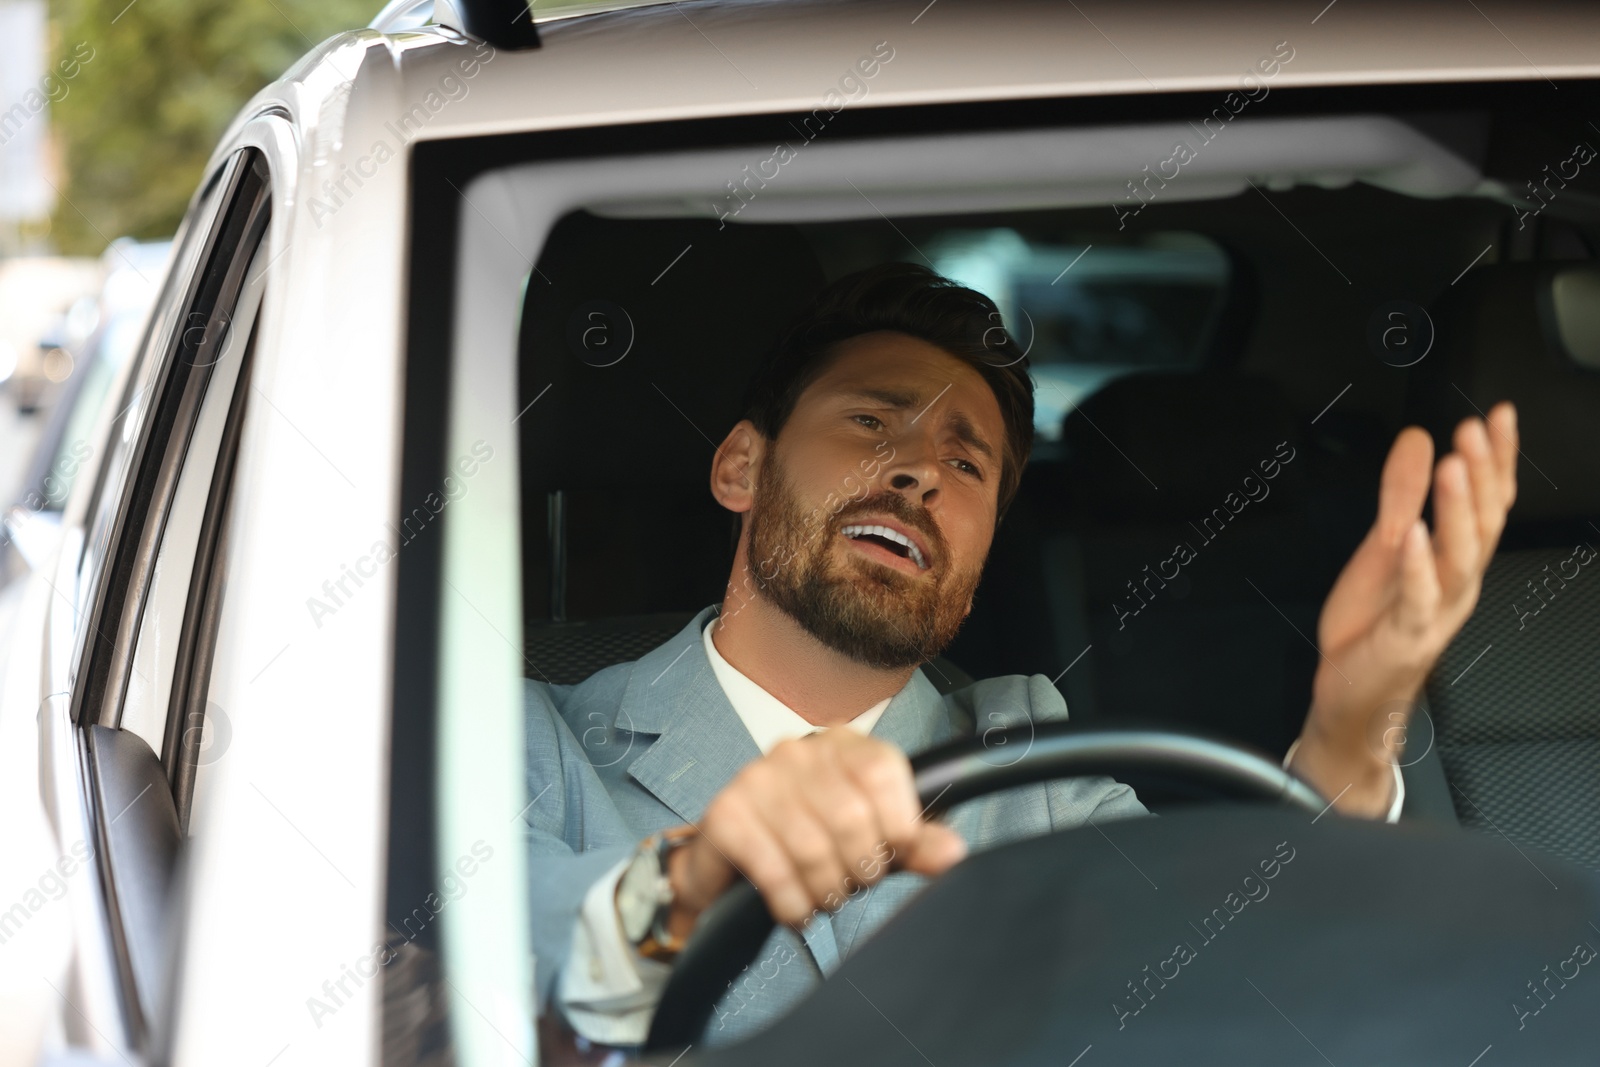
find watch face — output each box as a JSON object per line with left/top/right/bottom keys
{"left": 617, "top": 850, "right": 660, "bottom": 942}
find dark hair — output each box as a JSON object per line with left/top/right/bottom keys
{"left": 739, "top": 261, "right": 1035, "bottom": 525}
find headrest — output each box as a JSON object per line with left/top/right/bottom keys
{"left": 1413, "top": 261, "right": 1600, "bottom": 522}
{"left": 518, "top": 211, "right": 828, "bottom": 495}
{"left": 1052, "top": 371, "right": 1307, "bottom": 524}
{"left": 1549, "top": 265, "right": 1600, "bottom": 369}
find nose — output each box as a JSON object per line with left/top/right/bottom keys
{"left": 877, "top": 438, "right": 943, "bottom": 509}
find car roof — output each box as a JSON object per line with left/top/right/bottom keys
{"left": 227, "top": 0, "right": 1600, "bottom": 170}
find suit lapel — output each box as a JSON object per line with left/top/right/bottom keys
{"left": 618, "top": 606, "right": 761, "bottom": 827}
{"left": 869, "top": 666, "right": 956, "bottom": 757}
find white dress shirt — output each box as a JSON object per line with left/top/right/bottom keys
{"left": 557, "top": 620, "right": 890, "bottom": 1045}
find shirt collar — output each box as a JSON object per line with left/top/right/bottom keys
{"left": 701, "top": 619, "right": 891, "bottom": 755}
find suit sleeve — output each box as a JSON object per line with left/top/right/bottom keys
{"left": 523, "top": 678, "right": 641, "bottom": 1015}
{"left": 939, "top": 674, "right": 1150, "bottom": 840}
{"left": 1026, "top": 673, "right": 1151, "bottom": 826}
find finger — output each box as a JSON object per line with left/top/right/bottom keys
{"left": 834, "top": 735, "right": 923, "bottom": 862}
{"left": 789, "top": 743, "right": 889, "bottom": 897}
{"left": 701, "top": 789, "right": 815, "bottom": 925}
{"left": 1392, "top": 519, "right": 1442, "bottom": 643}
{"left": 1431, "top": 453, "right": 1482, "bottom": 600}
{"left": 896, "top": 821, "right": 968, "bottom": 876}
{"left": 1454, "top": 417, "right": 1503, "bottom": 569}
{"left": 1486, "top": 400, "right": 1519, "bottom": 512}
{"left": 741, "top": 760, "right": 854, "bottom": 919}
{"left": 1376, "top": 427, "right": 1434, "bottom": 546}
{"left": 835, "top": 735, "right": 966, "bottom": 876}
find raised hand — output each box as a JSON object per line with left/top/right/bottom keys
{"left": 1289, "top": 402, "right": 1519, "bottom": 817}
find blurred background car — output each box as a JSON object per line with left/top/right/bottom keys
{"left": 0, "top": 255, "right": 100, "bottom": 413}
{"left": 0, "top": 238, "right": 171, "bottom": 641}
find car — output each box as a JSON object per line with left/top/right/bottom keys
{"left": 1, "top": 1, "right": 1598, "bottom": 1065}
{"left": 0, "top": 239, "right": 174, "bottom": 603}
{"left": 0, "top": 255, "right": 102, "bottom": 414}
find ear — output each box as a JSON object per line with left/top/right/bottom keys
{"left": 710, "top": 419, "right": 765, "bottom": 516}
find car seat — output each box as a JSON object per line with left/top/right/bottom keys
{"left": 1406, "top": 260, "right": 1600, "bottom": 869}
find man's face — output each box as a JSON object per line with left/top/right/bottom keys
{"left": 741, "top": 331, "right": 1008, "bottom": 669}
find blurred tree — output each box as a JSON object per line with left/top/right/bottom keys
{"left": 47, "top": 0, "right": 375, "bottom": 252}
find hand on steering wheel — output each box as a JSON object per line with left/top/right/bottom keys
{"left": 644, "top": 723, "right": 1325, "bottom": 1051}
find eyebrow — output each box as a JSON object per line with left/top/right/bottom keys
{"left": 946, "top": 411, "right": 998, "bottom": 464}
{"left": 837, "top": 387, "right": 998, "bottom": 464}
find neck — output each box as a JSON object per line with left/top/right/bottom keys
{"left": 710, "top": 590, "right": 915, "bottom": 728}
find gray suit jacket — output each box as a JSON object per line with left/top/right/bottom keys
{"left": 523, "top": 605, "right": 1147, "bottom": 1046}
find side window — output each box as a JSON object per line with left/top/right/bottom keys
{"left": 41, "top": 245, "right": 173, "bottom": 513}
{"left": 74, "top": 147, "right": 269, "bottom": 1047}
{"left": 118, "top": 243, "right": 264, "bottom": 758}
{"left": 921, "top": 228, "right": 1233, "bottom": 442}
{"left": 70, "top": 167, "right": 230, "bottom": 608}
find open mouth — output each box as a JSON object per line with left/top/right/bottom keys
{"left": 840, "top": 523, "right": 929, "bottom": 571}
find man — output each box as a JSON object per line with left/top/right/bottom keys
{"left": 524, "top": 263, "right": 1518, "bottom": 1047}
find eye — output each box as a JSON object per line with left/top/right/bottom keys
{"left": 852, "top": 414, "right": 884, "bottom": 430}
{"left": 949, "top": 458, "right": 982, "bottom": 478}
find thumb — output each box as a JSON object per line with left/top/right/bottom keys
{"left": 894, "top": 821, "right": 968, "bottom": 876}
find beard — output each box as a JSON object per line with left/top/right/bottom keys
{"left": 741, "top": 448, "right": 985, "bottom": 670}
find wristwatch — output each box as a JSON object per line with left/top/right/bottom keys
{"left": 616, "top": 824, "right": 698, "bottom": 962}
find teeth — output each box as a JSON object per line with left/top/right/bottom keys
{"left": 841, "top": 524, "right": 927, "bottom": 570}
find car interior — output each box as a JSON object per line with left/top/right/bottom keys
{"left": 513, "top": 109, "right": 1600, "bottom": 877}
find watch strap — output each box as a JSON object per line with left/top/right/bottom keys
{"left": 636, "top": 825, "right": 698, "bottom": 962}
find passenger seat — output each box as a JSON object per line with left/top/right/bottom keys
{"left": 949, "top": 371, "right": 1349, "bottom": 761}
{"left": 1408, "top": 261, "right": 1600, "bottom": 870}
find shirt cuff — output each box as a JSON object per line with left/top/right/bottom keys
{"left": 557, "top": 853, "right": 674, "bottom": 1046}
{"left": 1385, "top": 754, "right": 1406, "bottom": 823}
{"left": 1282, "top": 738, "right": 1405, "bottom": 824}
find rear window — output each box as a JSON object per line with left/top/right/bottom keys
{"left": 926, "top": 229, "right": 1232, "bottom": 440}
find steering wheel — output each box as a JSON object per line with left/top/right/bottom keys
{"left": 643, "top": 723, "right": 1326, "bottom": 1051}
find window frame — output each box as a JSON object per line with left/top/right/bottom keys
{"left": 67, "top": 167, "right": 231, "bottom": 645}
{"left": 68, "top": 146, "right": 271, "bottom": 1052}
{"left": 70, "top": 150, "right": 271, "bottom": 738}
{"left": 161, "top": 310, "right": 258, "bottom": 828}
